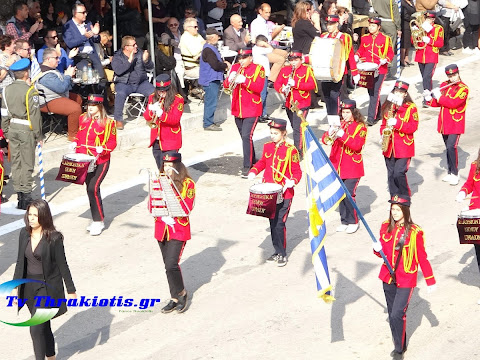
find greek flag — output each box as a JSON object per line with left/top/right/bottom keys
{"left": 30, "top": 56, "right": 41, "bottom": 80}
{"left": 304, "top": 126, "right": 345, "bottom": 302}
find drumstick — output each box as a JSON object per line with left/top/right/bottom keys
{"left": 271, "top": 166, "right": 291, "bottom": 181}
{"left": 76, "top": 144, "right": 113, "bottom": 151}
{"left": 367, "top": 50, "right": 390, "bottom": 64}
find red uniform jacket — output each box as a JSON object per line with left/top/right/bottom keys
{"left": 322, "top": 120, "right": 367, "bottom": 179}
{"left": 223, "top": 62, "right": 265, "bottom": 118}
{"left": 75, "top": 114, "right": 117, "bottom": 165}
{"left": 356, "top": 32, "right": 394, "bottom": 75}
{"left": 380, "top": 102, "right": 419, "bottom": 158}
{"left": 144, "top": 94, "right": 183, "bottom": 149}
{"left": 154, "top": 177, "right": 195, "bottom": 241}
{"left": 249, "top": 141, "right": 302, "bottom": 200}
{"left": 274, "top": 63, "right": 317, "bottom": 109}
{"left": 320, "top": 31, "right": 358, "bottom": 76}
{"left": 460, "top": 162, "right": 480, "bottom": 210}
{"left": 414, "top": 24, "right": 444, "bottom": 64}
{"left": 375, "top": 222, "right": 436, "bottom": 288}
{"left": 428, "top": 81, "right": 468, "bottom": 135}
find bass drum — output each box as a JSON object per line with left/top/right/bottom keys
{"left": 308, "top": 37, "right": 345, "bottom": 83}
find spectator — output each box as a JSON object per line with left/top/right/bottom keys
{"left": 224, "top": 0, "right": 247, "bottom": 28}
{"left": 401, "top": 0, "right": 416, "bottom": 66}
{"left": 292, "top": 0, "right": 321, "bottom": 54}
{"left": 179, "top": 6, "right": 206, "bottom": 38}
{"left": 26, "top": 0, "right": 41, "bottom": 26}
{"left": 14, "top": 39, "right": 31, "bottom": 59}
{"left": 161, "top": 17, "right": 185, "bottom": 90}
{"left": 206, "top": 0, "right": 227, "bottom": 25}
{"left": 63, "top": 3, "right": 105, "bottom": 80}
{"left": 117, "top": 0, "right": 146, "bottom": 48}
{"left": 223, "top": 14, "right": 251, "bottom": 51}
{"left": 143, "top": 0, "right": 170, "bottom": 36}
{"left": 320, "top": 0, "right": 338, "bottom": 32}
{"left": 111, "top": 35, "right": 155, "bottom": 130}
{"left": 5, "top": 1, "right": 43, "bottom": 43}
{"left": 36, "top": 47, "right": 83, "bottom": 141}
{"left": 87, "top": 0, "right": 113, "bottom": 32}
{"left": 37, "top": 29, "right": 78, "bottom": 73}
{"left": 252, "top": 34, "right": 273, "bottom": 123}
{"left": 42, "top": 1, "right": 68, "bottom": 32}
{"left": 199, "top": 28, "right": 229, "bottom": 131}
{"left": 438, "top": 0, "right": 461, "bottom": 56}
{"left": 179, "top": 17, "right": 205, "bottom": 82}
{"left": 462, "top": 0, "right": 480, "bottom": 53}
{"left": 0, "top": 35, "right": 17, "bottom": 90}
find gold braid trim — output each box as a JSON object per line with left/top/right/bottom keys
{"left": 403, "top": 227, "right": 419, "bottom": 273}
{"left": 273, "top": 145, "right": 294, "bottom": 182}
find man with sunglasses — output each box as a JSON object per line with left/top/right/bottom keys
{"left": 179, "top": 7, "right": 206, "bottom": 38}
{"left": 37, "top": 29, "right": 79, "bottom": 74}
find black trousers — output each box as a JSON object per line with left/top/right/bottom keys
{"left": 383, "top": 282, "right": 414, "bottom": 354}
{"left": 418, "top": 63, "right": 436, "bottom": 91}
{"left": 463, "top": 17, "right": 480, "bottom": 49}
{"left": 321, "top": 76, "right": 344, "bottom": 115}
{"left": 158, "top": 239, "right": 186, "bottom": 299}
{"left": 442, "top": 134, "right": 460, "bottom": 175}
{"left": 24, "top": 279, "right": 56, "bottom": 359}
{"left": 286, "top": 107, "right": 308, "bottom": 156}
{"left": 152, "top": 139, "right": 179, "bottom": 170}
{"left": 85, "top": 160, "right": 109, "bottom": 222}
{"left": 367, "top": 73, "right": 386, "bottom": 124}
{"left": 339, "top": 178, "right": 360, "bottom": 225}
{"left": 269, "top": 198, "right": 292, "bottom": 257}
{"left": 439, "top": 16, "right": 451, "bottom": 52}
{"left": 385, "top": 156, "right": 411, "bottom": 197}
{"left": 475, "top": 244, "right": 480, "bottom": 273}
{"left": 235, "top": 116, "right": 258, "bottom": 169}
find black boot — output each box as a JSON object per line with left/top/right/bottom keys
{"left": 175, "top": 291, "right": 188, "bottom": 313}
{"left": 22, "top": 192, "right": 33, "bottom": 210}
{"left": 17, "top": 192, "right": 24, "bottom": 209}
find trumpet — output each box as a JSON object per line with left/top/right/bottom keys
{"left": 324, "top": 126, "right": 341, "bottom": 145}
{"left": 224, "top": 66, "right": 244, "bottom": 95}
{"left": 410, "top": 11, "right": 427, "bottom": 50}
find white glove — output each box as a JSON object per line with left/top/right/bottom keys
{"left": 373, "top": 241, "right": 383, "bottom": 252}
{"left": 387, "top": 118, "right": 397, "bottom": 127}
{"left": 282, "top": 85, "right": 290, "bottom": 95}
{"left": 328, "top": 126, "right": 336, "bottom": 136}
{"left": 427, "top": 284, "right": 437, "bottom": 293}
{"left": 424, "top": 95, "right": 433, "bottom": 102}
{"left": 69, "top": 141, "right": 77, "bottom": 151}
{"left": 161, "top": 216, "right": 176, "bottom": 226}
{"left": 287, "top": 77, "right": 295, "bottom": 86}
{"left": 284, "top": 179, "right": 295, "bottom": 188}
{"left": 234, "top": 74, "right": 246, "bottom": 84}
{"left": 354, "top": 54, "right": 359, "bottom": 62}
{"left": 456, "top": 191, "right": 466, "bottom": 203}
{"left": 149, "top": 102, "right": 160, "bottom": 114}
{"left": 379, "top": 58, "right": 388, "bottom": 65}
{"left": 336, "top": 128, "right": 345, "bottom": 138}
{"left": 412, "top": 25, "right": 419, "bottom": 31}
{"left": 353, "top": 74, "right": 360, "bottom": 85}
{"left": 228, "top": 71, "right": 237, "bottom": 82}
{"left": 422, "top": 36, "right": 431, "bottom": 44}
{"left": 422, "top": 21, "right": 433, "bottom": 33}
{"left": 431, "top": 87, "right": 441, "bottom": 99}
{"left": 247, "top": 172, "right": 256, "bottom": 180}
{"left": 155, "top": 108, "right": 164, "bottom": 117}
{"left": 95, "top": 146, "right": 103, "bottom": 154}
{"left": 422, "top": 89, "right": 431, "bottom": 97}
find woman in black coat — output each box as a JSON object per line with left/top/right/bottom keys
{"left": 400, "top": 0, "right": 416, "bottom": 66}
{"left": 463, "top": 0, "right": 480, "bottom": 51}
{"left": 12, "top": 199, "right": 76, "bottom": 360}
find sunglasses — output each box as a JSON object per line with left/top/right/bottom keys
{"left": 46, "top": 35, "right": 58, "bottom": 39}
{"left": 50, "top": 56, "right": 60, "bottom": 60}
{"left": 77, "top": 11, "right": 87, "bottom": 14}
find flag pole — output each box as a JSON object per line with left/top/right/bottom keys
{"left": 293, "top": 102, "right": 395, "bottom": 276}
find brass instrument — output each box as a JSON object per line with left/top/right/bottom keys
{"left": 146, "top": 98, "right": 165, "bottom": 129}
{"left": 381, "top": 104, "right": 396, "bottom": 152}
{"left": 223, "top": 66, "right": 244, "bottom": 95}
{"left": 324, "top": 126, "right": 341, "bottom": 145}
{"left": 282, "top": 65, "right": 296, "bottom": 99}
{"left": 410, "top": 11, "right": 427, "bottom": 50}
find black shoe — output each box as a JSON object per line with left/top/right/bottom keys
{"left": 276, "top": 255, "right": 287, "bottom": 267}
{"left": 240, "top": 167, "right": 251, "bottom": 178}
{"left": 422, "top": 100, "right": 429, "bottom": 108}
{"left": 176, "top": 291, "right": 188, "bottom": 313}
{"left": 281, "top": 104, "right": 286, "bottom": 110}
{"left": 267, "top": 81, "right": 274, "bottom": 89}
{"left": 161, "top": 300, "right": 177, "bottom": 313}
{"left": 448, "top": 50, "right": 454, "bottom": 55}
{"left": 390, "top": 350, "right": 404, "bottom": 359}
{"left": 17, "top": 192, "right": 23, "bottom": 210}
{"left": 266, "top": 254, "right": 279, "bottom": 262}
{"left": 23, "top": 192, "right": 33, "bottom": 208}
{"left": 204, "top": 124, "right": 222, "bottom": 131}
{"left": 366, "top": 120, "right": 377, "bottom": 127}
{"left": 258, "top": 116, "right": 269, "bottom": 123}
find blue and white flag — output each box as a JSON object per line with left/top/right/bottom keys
{"left": 304, "top": 126, "right": 345, "bottom": 302}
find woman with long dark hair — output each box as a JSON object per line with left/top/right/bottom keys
{"left": 144, "top": 74, "right": 184, "bottom": 170}
{"left": 154, "top": 152, "right": 195, "bottom": 313}
{"left": 292, "top": 1, "right": 321, "bottom": 54}
{"left": 322, "top": 99, "right": 367, "bottom": 234}
{"left": 373, "top": 195, "right": 436, "bottom": 359}
{"left": 74, "top": 94, "right": 117, "bottom": 236}
{"left": 12, "top": 199, "right": 76, "bottom": 360}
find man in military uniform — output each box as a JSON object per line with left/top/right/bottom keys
{"left": 274, "top": 51, "right": 317, "bottom": 156}
{"left": 1, "top": 58, "right": 42, "bottom": 209}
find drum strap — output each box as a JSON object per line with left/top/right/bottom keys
{"left": 391, "top": 230, "right": 407, "bottom": 284}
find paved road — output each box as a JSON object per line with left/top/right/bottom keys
{"left": 1, "top": 51, "right": 480, "bottom": 359}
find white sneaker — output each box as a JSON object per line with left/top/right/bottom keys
{"left": 449, "top": 174, "right": 459, "bottom": 186}
{"left": 346, "top": 223, "right": 360, "bottom": 234}
{"left": 336, "top": 224, "right": 348, "bottom": 232}
{"left": 86, "top": 221, "right": 94, "bottom": 232}
{"left": 474, "top": 48, "right": 480, "bottom": 54}
{"left": 89, "top": 221, "right": 105, "bottom": 236}
{"left": 442, "top": 174, "right": 452, "bottom": 182}
{"left": 462, "top": 48, "right": 473, "bottom": 54}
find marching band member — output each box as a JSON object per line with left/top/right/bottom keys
{"left": 380, "top": 80, "right": 419, "bottom": 198}
{"left": 274, "top": 50, "right": 317, "bottom": 156}
{"left": 321, "top": 100, "right": 367, "bottom": 234}
{"left": 413, "top": 10, "right": 444, "bottom": 107}
{"left": 154, "top": 152, "right": 195, "bottom": 313}
{"left": 373, "top": 195, "right": 436, "bottom": 360}
{"left": 74, "top": 94, "right": 117, "bottom": 236}
{"left": 223, "top": 46, "right": 266, "bottom": 178}
{"left": 247, "top": 119, "right": 302, "bottom": 267}
{"left": 355, "top": 17, "right": 394, "bottom": 126}
{"left": 456, "top": 148, "right": 480, "bottom": 304}
{"left": 320, "top": 14, "right": 360, "bottom": 116}
{"left": 144, "top": 74, "right": 184, "bottom": 170}
{"left": 424, "top": 64, "right": 469, "bottom": 186}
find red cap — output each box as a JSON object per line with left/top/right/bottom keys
{"left": 389, "top": 194, "right": 411, "bottom": 207}
{"left": 87, "top": 94, "right": 104, "bottom": 104}
{"left": 394, "top": 80, "right": 409, "bottom": 91}
{"left": 368, "top": 17, "right": 381, "bottom": 25}
{"left": 326, "top": 15, "right": 340, "bottom": 23}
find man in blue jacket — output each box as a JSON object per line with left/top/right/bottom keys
{"left": 111, "top": 36, "right": 155, "bottom": 130}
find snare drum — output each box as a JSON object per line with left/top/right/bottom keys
{"left": 308, "top": 37, "right": 345, "bottom": 83}
{"left": 246, "top": 183, "right": 283, "bottom": 219}
{"left": 56, "top": 153, "right": 96, "bottom": 185}
{"left": 456, "top": 209, "right": 480, "bottom": 244}
{"left": 357, "top": 62, "right": 379, "bottom": 89}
